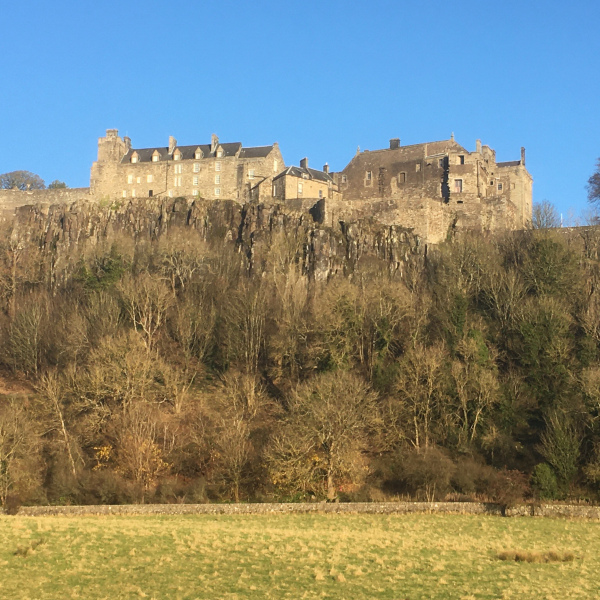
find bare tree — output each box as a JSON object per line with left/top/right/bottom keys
{"left": 588, "top": 158, "right": 600, "bottom": 206}
{"left": 532, "top": 200, "right": 561, "bottom": 229}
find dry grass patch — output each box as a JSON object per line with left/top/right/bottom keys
{"left": 498, "top": 549, "right": 576, "bottom": 563}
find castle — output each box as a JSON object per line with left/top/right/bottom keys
{"left": 3, "top": 129, "right": 533, "bottom": 244}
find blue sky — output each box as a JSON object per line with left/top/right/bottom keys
{"left": 1, "top": 0, "right": 599, "bottom": 221}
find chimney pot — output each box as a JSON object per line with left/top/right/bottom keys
{"left": 521, "top": 147, "right": 526, "bottom": 166}
{"left": 300, "top": 157, "right": 308, "bottom": 169}
{"left": 390, "top": 138, "right": 400, "bottom": 150}
{"left": 323, "top": 162, "right": 329, "bottom": 174}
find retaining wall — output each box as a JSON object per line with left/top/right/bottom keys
{"left": 6, "top": 502, "right": 600, "bottom": 518}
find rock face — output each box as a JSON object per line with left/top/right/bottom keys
{"left": 8, "top": 198, "right": 424, "bottom": 280}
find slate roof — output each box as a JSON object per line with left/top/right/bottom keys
{"left": 497, "top": 160, "right": 521, "bottom": 168}
{"left": 273, "top": 166, "right": 334, "bottom": 183}
{"left": 121, "top": 142, "right": 274, "bottom": 163}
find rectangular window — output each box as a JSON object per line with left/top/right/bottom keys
{"left": 399, "top": 172, "right": 406, "bottom": 183}
{"left": 217, "top": 150, "right": 223, "bottom": 158}
{"left": 193, "top": 163, "right": 200, "bottom": 172}
{"left": 193, "top": 176, "right": 199, "bottom": 186}
{"left": 152, "top": 154, "right": 159, "bottom": 162}
{"left": 173, "top": 177, "right": 182, "bottom": 187}
{"left": 122, "top": 190, "right": 127, "bottom": 198}
{"left": 174, "top": 154, "right": 180, "bottom": 161}
{"left": 498, "top": 183, "right": 503, "bottom": 191}
{"left": 147, "top": 174, "right": 153, "bottom": 183}
{"left": 132, "top": 189, "right": 136, "bottom": 198}
{"left": 341, "top": 174, "right": 347, "bottom": 183}
{"left": 215, "top": 175, "right": 221, "bottom": 184}
{"left": 136, "top": 176, "right": 141, "bottom": 184}
{"left": 215, "top": 162, "right": 221, "bottom": 172}
{"left": 168, "top": 190, "right": 173, "bottom": 197}
{"left": 215, "top": 188, "right": 221, "bottom": 196}
{"left": 454, "top": 179, "right": 463, "bottom": 193}
{"left": 174, "top": 164, "right": 182, "bottom": 174}
{"left": 298, "top": 182, "right": 303, "bottom": 195}
{"left": 131, "top": 156, "right": 138, "bottom": 163}
{"left": 459, "top": 155, "right": 465, "bottom": 165}
{"left": 366, "top": 171, "right": 372, "bottom": 181}
{"left": 127, "top": 174, "right": 133, "bottom": 184}
{"left": 248, "top": 169, "right": 255, "bottom": 180}
{"left": 149, "top": 190, "right": 153, "bottom": 197}
{"left": 319, "top": 189, "right": 323, "bottom": 199}
{"left": 415, "top": 163, "right": 421, "bottom": 172}
{"left": 273, "top": 160, "right": 278, "bottom": 172}
{"left": 192, "top": 189, "right": 198, "bottom": 196}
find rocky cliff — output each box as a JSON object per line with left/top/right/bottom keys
{"left": 6, "top": 197, "right": 424, "bottom": 281}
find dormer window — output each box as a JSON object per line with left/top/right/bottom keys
{"left": 152, "top": 154, "right": 159, "bottom": 162}
{"left": 216, "top": 149, "right": 223, "bottom": 158}
{"left": 173, "top": 152, "right": 181, "bottom": 161}
{"left": 194, "top": 148, "right": 202, "bottom": 160}
{"left": 131, "top": 152, "right": 139, "bottom": 164}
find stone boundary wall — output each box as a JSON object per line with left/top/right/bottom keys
{"left": 6, "top": 502, "right": 600, "bottom": 518}
{"left": 0, "top": 187, "right": 91, "bottom": 212}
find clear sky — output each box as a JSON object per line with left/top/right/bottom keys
{"left": 1, "top": 0, "right": 599, "bottom": 221}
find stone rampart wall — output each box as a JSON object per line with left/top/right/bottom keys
{"left": 7, "top": 502, "right": 600, "bottom": 518}
{"left": 0, "top": 187, "right": 91, "bottom": 211}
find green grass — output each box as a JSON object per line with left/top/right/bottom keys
{"left": 0, "top": 513, "right": 598, "bottom": 599}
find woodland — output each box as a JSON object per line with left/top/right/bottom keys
{"left": 2, "top": 214, "right": 600, "bottom": 509}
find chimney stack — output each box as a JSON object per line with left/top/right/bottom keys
{"left": 168, "top": 136, "right": 177, "bottom": 155}
{"left": 476, "top": 139, "right": 482, "bottom": 154}
{"left": 323, "top": 163, "right": 329, "bottom": 174}
{"left": 521, "top": 147, "right": 526, "bottom": 166}
{"left": 390, "top": 138, "right": 400, "bottom": 150}
{"left": 123, "top": 136, "right": 131, "bottom": 151}
{"left": 211, "top": 134, "right": 219, "bottom": 154}
{"left": 300, "top": 157, "right": 308, "bottom": 169}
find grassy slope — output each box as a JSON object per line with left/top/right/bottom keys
{"left": 0, "top": 513, "right": 598, "bottom": 599}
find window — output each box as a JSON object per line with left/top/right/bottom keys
{"left": 168, "top": 190, "right": 173, "bottom": 197}
{"left": 127, "top": 174, "right": 133, "bottom": 184}
{"left": 147, "top": 174, "right": 153, "bottom": 183}
{"left": 174, "top": 177, "right": 181, "bottom": 187}
{"left": 193, "top": 176, "right": 199, "bottom": 186}
{"left": 136, "top": 176, "right": 141, "bottom": 184}
{"left": 215, "top": 188, "right": 221, "bottom": 196}
{"left": 319, "top": 189, "right": 323, "bottom": 199}
{"left": 454, "top": 179, "right": 463, "bottom": 193}
{"left": 215, "top": 175, "right": 221, "bottom": 184}
{"left": 248, "top": 169, "right": 255, "bottom": 180}
{"left": 439, "top": 158, "right": 444, "bottom": 168}
{"left": 215, "top": 162, "right": 221, "bottom": 172}
{"left": 217, "top": 149, "right": 223, "bottom": 158}
{"left": 298, "top": 182, "right": 303, "bottom": 195}
{"left": 174, "top": 153, "right": 180, "bottom": 161}
{"left": 490, "top": 180, "right": 494, "bottom": 186}
{"left": 192, "top": 189, "right": 199, "bottom": 196}
{"left": 152, "top": 154, "right": 159, "bottom": 162}
{"left": 131, "top": 156, "right": 138, "bottom": 163}
{"left": 122, "top": 190, "right": 127, "bottom": 198}
{"left": 458, "top": 155, "right": 465, "bottom": 165}
{"left": 273, "top": 160, "right": 278, "bottom": 172}
{"left": 415, "top": 163, "right": 421, "bottom": 172}
{"left": 498, "top": 183, "right": 503, "bottom": 191}
{"left": 132, "top": 189, "right": 136, "bottom": 198}
{"left": 193, "top": 163, "right": 200, "bottom": 173}
{"left": 174, "top": 164, "right": 182, "bottom": 174}
{"left": 195, "top": 151, "right": 202, "bottom": 160}
{"left": 366, "top": 171, "right": 372, "bottom": 181}
{"left": 399, "top": 172, "right": 406, "bottom": 184}
{"left": 341, "top": 174, "right": 347, "bottom": 183}
{"left": 273, "top": 185, "right": 277, "bottom": 196}
{"left": 148, "top": 190, "right": 153, "bottom": 197}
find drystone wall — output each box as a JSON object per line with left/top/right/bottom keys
{"left": 8, "top": 502, "right": 600, "bottom": 518}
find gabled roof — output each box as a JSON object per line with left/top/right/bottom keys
{"left": 121, "top": 142, "right": 275, "bottom": 163}
{"left": 273, "top": 165, "right": 333, "bottom": 183}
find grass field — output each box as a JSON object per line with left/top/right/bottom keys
{"left": 0, "top": 513, "right": 598, "bottom": 599}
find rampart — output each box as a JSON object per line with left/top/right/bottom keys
{"left": 7, "top": 502, "right": 600, "bottom": 519}
{"left": 0, "top": 188, "right": 91, "bottom": 218}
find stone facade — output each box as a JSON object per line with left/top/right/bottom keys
{"left": 90, "top": 130, "right": 284, "bottom": 203}
{"left": 0, "top": 130, "right": 533, "bottom": 246}
{"left": 332, "top": 137, "right": 532, "bottom": 244}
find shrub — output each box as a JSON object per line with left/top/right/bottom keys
{"left": 531, "top": 463, "right": 559, "bottom": 500}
